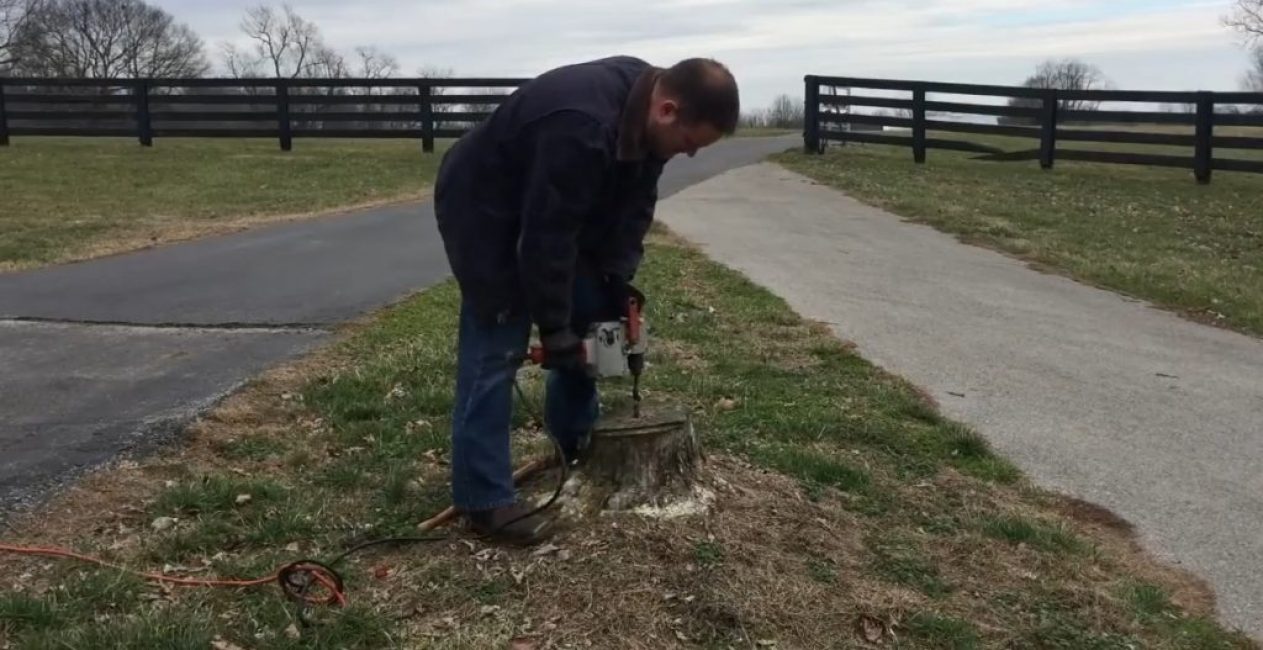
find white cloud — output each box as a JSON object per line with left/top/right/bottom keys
{"left": 158, "top": 0, "right": 1255, "bottom": 108}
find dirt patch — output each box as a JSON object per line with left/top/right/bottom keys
{"left": 372, "top": 455, "right": 880, "bottom": 649}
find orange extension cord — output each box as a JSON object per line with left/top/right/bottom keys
{"left": 0, "top": 456, "right": 556, "bottom": 609}
{"left": 0, "top": 542, "right": 347, "bottom": 606}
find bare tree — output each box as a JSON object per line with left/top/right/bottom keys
{"left": 1224, "top": 0, "right": 1263, "bottom": 45}
{"left": 418, "top": 64, "right": 454, "bottom": 114}
{"left": 355, "top": 46, "right": 398, "bottom": 80}
{"left": 0, "top": 0, "right": 41, "bottom": 70}
{"left": 305, "top": 43, "right": 345, "bottom": 80}
{"left": 226, "top": 3, "right": 322, "bottom": 79}
{"left": 1000, "top": 58, "right": 1109, "bottom": 124}
{"left": 220, "top": 42, "right": 261, "bottom": 78}
{"left": 767, "top": 93, "right": 804, "bottom": 128}
{"left": 1244, "top": 47, "right": 1263, "bottom": 92}
{"left": 1022, "top": 59, "right": 1109, "bottom": 111}
{"left": 9, "top": 0, "right": 207, "bottom": 78}
{"left": 739, "top": 94, "right": 804, "bottom": 129}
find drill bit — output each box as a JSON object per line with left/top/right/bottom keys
{"left": 632, "top": 373, "right": 641, "bottom": 418}
{"left": 628, "top": 352, "right": 644, "bottom": 418}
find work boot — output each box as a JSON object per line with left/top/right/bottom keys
{"left": 463, "top": 503, "right": 554, "bottom": 546}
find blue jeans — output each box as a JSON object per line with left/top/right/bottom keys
{"left": 449, "top": 277, "right": 602, "bottom": 511}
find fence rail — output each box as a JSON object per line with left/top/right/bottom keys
{"left": 803, "top": 75, "right": 1263, "bottom": 184}
{"left": 0, "top": 76, "right": 528, "bottom": 151}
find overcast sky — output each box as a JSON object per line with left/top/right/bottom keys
{"left": 155, "top": 0, "right": 1255, "bottom": 108}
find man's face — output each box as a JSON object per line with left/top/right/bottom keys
{"left": 645, "top": 98, "right": 724, "bottom": 160}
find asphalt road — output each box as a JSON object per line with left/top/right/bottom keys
{"left": 659, "top": 163, "right": 1263, "bottom": 639}
{"left": 0, "top": 135, "right": 796, "bottom": 521}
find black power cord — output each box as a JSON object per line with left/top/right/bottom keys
{"left": 280, "top": 376, "right": 570, "bottom": 615}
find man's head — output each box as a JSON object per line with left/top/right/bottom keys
{"left": 645, "top": 58, "right": 739, "bottom": 160}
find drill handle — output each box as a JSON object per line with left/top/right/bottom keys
{"left": 627, "top": 296, "right": 642, "bottom": 345}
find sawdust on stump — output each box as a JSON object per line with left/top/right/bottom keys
{"left": 528, "top": 401, "right": 714, "bottom": 528}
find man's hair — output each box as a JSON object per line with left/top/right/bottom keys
{"left": 659, "top": 58, "right": 740, "bottom": 134}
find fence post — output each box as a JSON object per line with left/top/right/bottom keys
{"left": 804, "top": 75, "right": 821, "bottom": 154}
{"left": 1039, "top": 89, "right": 1058, "bottom": 170}
{"left": 419, "top": 83, "right": 434, "bottom": 153}
{"left": 0, "top": 82, "right": 8, "bottom": 147}
{"left": 276, "top": 81, "right": 292, "bottom": 152}
{"left": 912, "top": 85, "right": 927, "bottom": 164}
{"left": 1194, "top": 91, "right": 1214, "bottom": 185}
{"left": 135, "top": 79, "right": 153, "bottom": 147}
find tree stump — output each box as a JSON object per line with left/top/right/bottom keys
{"left": 569, "top": 403, "right": 707, "bottom": 515}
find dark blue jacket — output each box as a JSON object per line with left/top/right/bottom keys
{"left": 433, "top": 56, "right": 665, "bottom": 334}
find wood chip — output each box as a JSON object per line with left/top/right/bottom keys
{"left": 211, "top": 637, "right": 246, "bottom": 650}
{"left": 530, "top": 543, "right": 561, "bottom": 557}
{"left": 857, "top": 614, "right": 886, "bottom": 643}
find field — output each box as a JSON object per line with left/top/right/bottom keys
{"left": 940, "top": 124, "right": 1263, "bottom": 161}
{"left": 0, "top": 134, "right": 1257, "bottom": 647}
{"left": 777, "top": 132, "right": 1263, "bottom": 337}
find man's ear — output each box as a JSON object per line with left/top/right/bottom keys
{"left": 657, "top": 99, "right": 680, "bottom": 121}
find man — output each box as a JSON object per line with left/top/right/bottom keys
{"left": 433, "top": 55, "right": 739, "bottom": 545}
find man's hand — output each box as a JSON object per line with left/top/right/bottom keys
{"left": 602, "top": 275, "right": 647, "bottom": 319}
{"left": 539, "top": 329, "right": 586, "bottom": 373}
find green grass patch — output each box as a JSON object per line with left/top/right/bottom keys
{"left": 151, "top": 475, "right": 286, "bottom": 516}
{"left": 750, "top": 445, "right": 871, "bottom": 494}
{"left": 774, "top": 143, "right": 1263, "bottom": 337}
{"left": 0, "top": 593, "right": 57, "bottom": 632}
{"left": 806, "top": 557, "right": 838, "bottom": 585}
{"left": 733, "top": 127, "right": 798, "bottom": 137}
{"left": 868, "top": 535, "right": 952, "bottom": 598}
{"left": 1123, "top": 581, "right": 1175, "bottom": 623}
{"left": 903, "top": 612, "right": 981, "bottom": 649}
{"left": 1117, "top": 581, "right": 1251, "bottom": 647}
{"left": 0, "top": 137, "right": 446, "bottom": 270}
{"left": 11, "top": 610, "right": 216, "bottom": 650}
{"left": 694, "top": 540, "right": 726, "bottom": 568}
{"left": 211, "top": 435, "right": 288, "bottom": 462}
{"left": 981, "top": 515, "right": 1087, "bottom": 555}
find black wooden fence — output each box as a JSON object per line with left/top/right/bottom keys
{"left": 0, "top": 77, "right": 528, "bottom": 152}
{"left": 803, "top": 75, "right": 1263, "bottom": 184}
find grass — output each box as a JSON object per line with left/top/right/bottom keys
{"left": 868, "top": 534, "right": 953, "bottom": 598}
{"left": 0, "top": 227, "right": 1253, "bottom": 648}
{"left": 774, "top": 138, "right": 1263, "bottom": 337}
{"left": 0, "top": 137, "right": 446, "bottom": 271}
{"left": 903, "top": 612, "right": 981, "bottom": 649}
{"left": 733, "top": 127, "right": 799, "bottom": 137}
{"left": 981, "top": 514, "right": 1087, "bottom": 555}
